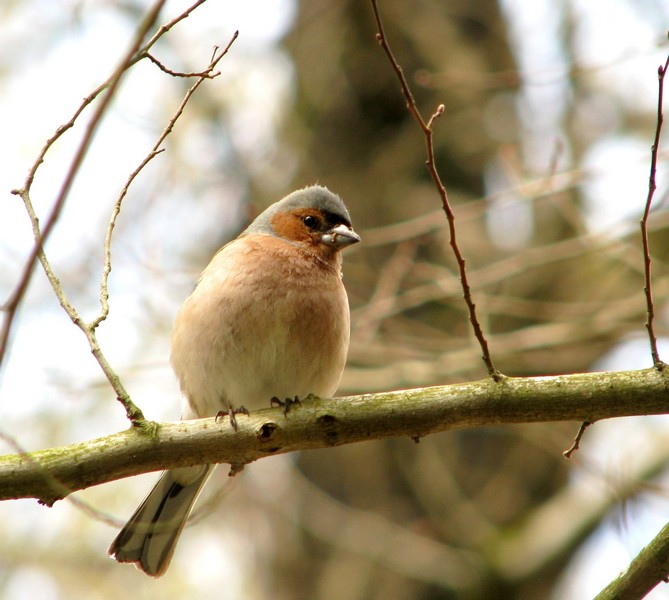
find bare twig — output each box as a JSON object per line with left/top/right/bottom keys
{"left": 145, "top": 51, "right": 220, "bottom": 78}
{"left": 2, "top": 1, "right": 231, "bottom": 427}
{"left": 134, "top": 0, "right": 208, "bottom": 61}
{"left": 2, "top": 0, "right": 167, "bottom": 376}
{"left": 590, "top": 47, "right": 669, "bottom": 600}
{"left": 93, "top": 33, "right": 238, "bottom": 330}
{"left": 369, "top": 0, "right": 500, "bottom": 380}
{"left": 16, "top": 180, "right": 145, "bottom": 423}
{"left": 640, "top": 52, "right": 669, "bottom": 369}
{"left": 355, "top": 240, "right": 418, "bottom": 342}
{"left": 1, "top": 0, "right": 213, "bottom": 372}
{"left": 562, "top": 420, "right": 592, "bottom": 458}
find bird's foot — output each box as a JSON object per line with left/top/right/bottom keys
{"left": 215, "top": 405, "right": 249, "bottom": 431}
{"left": 270, "top": 395, "right": 302, "bottom": 415}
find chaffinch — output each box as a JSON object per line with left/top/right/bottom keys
{"left": 109, "top": 185, "right": 359, "bottom": 577}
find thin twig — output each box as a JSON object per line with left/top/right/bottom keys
{"left": 562, "top": 420, "right": 592, "bottom": 458}
{"left": 6, "top": 0, "right": 169, "bottom": 421}
{"left": 640, "top": 52, "right": 669, "bottom": 369}
{"left": 134, "top": 0, "right": 209, "bottom": 62}
{"left": 369, "top": 0, "right": 500, "bottom": 380}
{"left": 145, "top": 52, "right": 220, "bottom": 78}
{"left": 2, "top": 1, "right": 228, "bottom": 426}
{"left": 355, "top": 240, "right": 418, "bottom": 343}
{"left": 92, "top": 33, "right": 238, "bottom": 330}
{"left": 1, "top": 0, "right": 213, "bottom": 371}
{"left": 1, "top": 0, "right": 167, "bottom": 376}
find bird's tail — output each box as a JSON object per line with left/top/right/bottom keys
{"left": 108, "top": 464, "right": 214, "bottom": 577}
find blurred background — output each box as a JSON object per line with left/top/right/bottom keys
{"left": 1, "top": 0, "right": 669, "bottom": 598}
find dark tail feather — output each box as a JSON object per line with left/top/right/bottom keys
{"left": 109, "top": 464, "right": 214, "bottom": 577}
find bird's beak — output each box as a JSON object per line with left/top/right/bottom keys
{"left": 321, "top": 224, "right": 360, "bottom": 249}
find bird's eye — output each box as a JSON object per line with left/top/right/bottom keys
{"left": 302, "top": 215, "right": 318, "bottom": 229}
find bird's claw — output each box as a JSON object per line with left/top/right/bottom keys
{"left": 270, "top": 395, "right": 302, "bottom": 415}
{"left": 215, "top": 405, "right": 249, "bottom": 431}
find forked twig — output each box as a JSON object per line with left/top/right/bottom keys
{"left": 93, "top": 33, "right": 239, "bottom": 330}
{"left": 565, "top": 51, "right": 669, "bottom": 458}
{"left": 2, "top": 0, "right": 230, "bottom": 426}
{"left": 1, "top": 0, "right": 212, "bottom": 373}
{"left": 369, "top": 0, "right": 500, "bottom": 380}
{"left": 134, "top": 0, "right": 208, "bottom": 61}
{"left": 640, "top": 53, "right": 669, "bottom": 369}
{"left": 2, "top": 0, "right": 167, "bottom": 379}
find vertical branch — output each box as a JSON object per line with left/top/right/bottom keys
{"left": 370, "top": 0, "right": 500, "bottom": 380}
{"left": 640, "top": 53, "right": 669, "bottom": 369}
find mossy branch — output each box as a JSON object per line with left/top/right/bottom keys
{"left": 594, "top": 520, "right": 669, "bottom": 599}
{"left": 2, "top": 367, "right": 668, "bottom": 506}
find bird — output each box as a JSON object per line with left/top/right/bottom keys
{"left": 108, "top": 185, "right": 360, "bottom": 577}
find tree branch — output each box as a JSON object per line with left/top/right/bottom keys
{"left": 2, "top": 0, "right": 167, "bottom": 369}
{"left": 594, "top": 521, "right": 669, "bottom": 599}
{"left": 369, "top": 0, "right": 500, "bottom": 380}
{"left": 92, "top": 32, "right": 238, "bottom": 331}
{"left": 2, "top": 368, "right": 668, "bottom": 506}
{"left": 3, "top": 3, "right": 235, "bottom": 426}
{"left": 640, "top": 53, "right": 669, "bottom": 368}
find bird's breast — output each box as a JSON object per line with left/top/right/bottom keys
{"left": 172, "top": 235, "right": 350, "bottom": 418}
